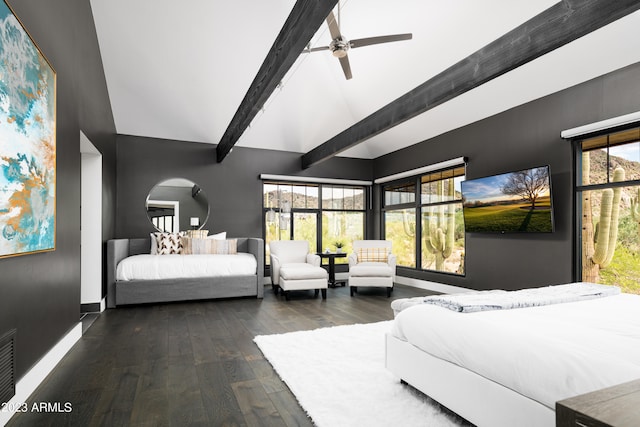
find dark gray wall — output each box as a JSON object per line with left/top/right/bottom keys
{"left": 374, "top": 61, "right": 640, "bottom": 291}
{"left": 0, "top": 0, "right": 116, "bottom": 379}
{"left": 115, "top": 135, "right": 373, "bottom": 239}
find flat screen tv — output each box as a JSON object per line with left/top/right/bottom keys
{"left": 460, "top": 165, "right": 554, "bottom": 233}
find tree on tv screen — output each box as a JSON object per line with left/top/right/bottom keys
{"left": 500, "top": 168, "right": 549, "bottom": 209}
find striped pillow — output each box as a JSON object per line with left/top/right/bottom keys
{"left": 182, "top": 237, "right": 210, "bottom": 254}
{"left": 184, "top": 229, "right": 209, "bottom": 239}
{"left": 357, "top": 247, "right": 388, "bottom": 263}
{"left": 212, "top": 239, "right": 237, "bottom": 255}
{"left": 182, "top": 238, "right": 237, "bottom": 255}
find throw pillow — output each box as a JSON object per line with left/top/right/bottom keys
{"left": 182, "top": 238, "right": 237, "bottom": 255}
{"left": 357, "top": 247, "right": 388, "bottom": 263}
{"left": 150, "top": 233, "right": 158, "bottom": 254}
{"left": 207, "top": 231, "right": 227, "bottom": 240}
{"left": 154, "top": 232, "right": 183, "bottom": 255}
{"left": 185, "top": 229, "right": 209, "bottom": 239}
{"left": 182, "top": 237, "right": 214, "bottom": 255}
{"left": 213, "top": 238, "right": 237, "bottom": 255}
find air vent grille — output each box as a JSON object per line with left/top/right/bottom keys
{"left": 0, "top": 329, "right": 16, "bottom": 405}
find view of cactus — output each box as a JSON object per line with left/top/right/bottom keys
{"left": 631, "top": 188, "right": 640, "bottom": 240}
{"left": 582, "top": 151, "right": 625, "bottom": 282}
{"left": 402, "top": 209, "right": 415, "bottom": 237}
{"left": 423, "top": 179, "right": 456, "bottom": 271}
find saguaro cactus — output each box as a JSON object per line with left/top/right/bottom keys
{"left": 402, "top": 209, "right": 415, "bottom": 237}
{"left": 423, "top": 179, "right": 455, "bottom": 271}
{"left": 582, "top": 151, "right": 625, "bottom": 282}
{"left": 631, "top": 188, "right": 640, "bottom": 240}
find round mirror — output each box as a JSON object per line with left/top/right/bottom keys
{"left": 145, "top": 178, "right": 209, "bottom": 232}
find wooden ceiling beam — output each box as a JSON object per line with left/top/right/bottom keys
{"left": 301, "top": 0, "right": 640, "bottom": 169}
{"left": 216, "top": 0, "right": 338, "bottom": 163}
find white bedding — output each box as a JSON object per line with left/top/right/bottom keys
{"left": 116, "top": 253, "right": 257, "bottom": 281}
{"left": 391, "top": 293, "right": 640, "bottom": 410}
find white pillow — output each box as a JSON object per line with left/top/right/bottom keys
{"left": 207, "top": 231, "right": 227, "bottom": 240}
{"left": 150, "top": 233, "right": 157, "bottom": 254}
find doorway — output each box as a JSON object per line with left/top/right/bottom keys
{"left": 80, "top": 131, "right": 103, "bottom": 313}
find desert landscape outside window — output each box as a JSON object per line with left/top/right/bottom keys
{"left": 579, "top": 127, "right": 640, "bottom": 294}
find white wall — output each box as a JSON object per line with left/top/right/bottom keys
{"left": 80, "top": 132, "right": 103, "bottom": 307}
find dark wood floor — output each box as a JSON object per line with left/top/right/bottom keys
{"left": 7, "top": 284, "right": 432, "bottom": 427}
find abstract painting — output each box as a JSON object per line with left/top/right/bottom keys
{"left": 0, "top": 1, "right": 56, "bottom": 258}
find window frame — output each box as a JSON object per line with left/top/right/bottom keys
{"left": 573, "top": 124, "right": 640, "bottom": 283}
{"left": 262, "top": 180, "right": 367, "bottom": 263}
{"left": 381, "top": 164, "right": 466, "bottom": 275}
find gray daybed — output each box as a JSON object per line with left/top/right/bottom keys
{"left": 107, "top": 237, "right": 264, "bottom": 308}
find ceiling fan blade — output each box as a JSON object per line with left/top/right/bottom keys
{"left": 349, "top": 33, "right": 412, "bottom": 49}
{"left": 303, "top": 46, "right": 331, "bottom": 53}
{"left": 326, "top": 10, "right": 342, "bottom": 40}
{"left": 339, "top": 55, "right": 352, "bottom": 80}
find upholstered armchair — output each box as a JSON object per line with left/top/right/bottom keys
{"left": 348, "top": 240, "right": 396, "bottom": 297}
{"left": 269, "top": 240, "right": 328, "bottom": 300}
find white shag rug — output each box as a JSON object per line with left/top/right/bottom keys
{"left": 254, "top": 321, "right": 469, "bottom": 427}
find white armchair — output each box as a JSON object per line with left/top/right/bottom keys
{"left": 348, "top": 240, "right": 396, "bottom": 297}
{"left": 269, "top": 240, "right": 328, "bottom": 300}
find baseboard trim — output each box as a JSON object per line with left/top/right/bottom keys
{"left": 81, "top": 302, "right": 99, "bottom": 313}
{"left": 0, "top": 323, "right": 82, "bottom": 427}
{"left": 394, "top": 276, "right": 474, "bottom": 294}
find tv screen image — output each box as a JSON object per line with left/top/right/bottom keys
{"left": 460, "top": 165, "right": 554, "bottom": 233}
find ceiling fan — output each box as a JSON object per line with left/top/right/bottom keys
{"left": 303, "top": 5, "right": 412, "bottom": 80}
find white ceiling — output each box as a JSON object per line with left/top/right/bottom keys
{"left": 90, "top": 0, "right": 640, "bottom": 161}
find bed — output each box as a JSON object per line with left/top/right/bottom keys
{"left": 107, "top": 237, "right": 264, "bottom": 307}
{"left": 385, "top": 283, "right": 640, "bottom": 427}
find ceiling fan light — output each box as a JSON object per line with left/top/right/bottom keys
{"left": 332, "top": 49, "right": 347, "bottom": 58}
{"left": 330, "top": 37, "right": 349, "bottom": 58}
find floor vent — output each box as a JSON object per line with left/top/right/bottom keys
{"left": 0, "top": 329, "right": 16, "bottom": 404}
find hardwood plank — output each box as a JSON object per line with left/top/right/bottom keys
{"left": 231, "top": 379, "right": 283, "bottom": 427}
{"left": 129, "top": 387, "right": 169, "bottom": 426}
{"left": 301, "top": 0, "right": 640, "bottom": 168}
{"left": 223, "top": 358, "right": 256, "bottom": 384}
{"left": 167, "top": 362, "right": 208, "bottom": 425}
{"left": 196, "top": 361, "right": 247, "bottom": 426}
{"left": 89, "top": 368, "right": 139, "bottom": 426}
{"left": 267, "top": 389, "right": 314, "bottom": 427}
{"left": 216, "top": 0, "right": 339, "bottom": 162}
{"left": 187, "top": 311, "right": 222, "bottom": 365}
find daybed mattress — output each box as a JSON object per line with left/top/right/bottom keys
{"left": 116, "top": 253, "right": 257, "bottom": 281}
{"left": 390, "top": 293, "right": 640, "bottom": 410}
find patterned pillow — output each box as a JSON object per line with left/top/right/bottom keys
{"left": 357, "top": 247, "right": 388, "bottom": 263}
{"left": 154, "top": 232, "right": 183, "bottom": 255}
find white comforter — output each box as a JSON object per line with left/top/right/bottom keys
{"left": 116, "top": 253, "right": 257, "bottom": 281}
{"left": 391, "top": 293, "right": 640, "bottom": 409}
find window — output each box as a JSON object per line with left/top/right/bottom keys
{"left": 263, "top": 181, "right": 365, "bottom": 265}
{"left": 577, "top": 126, "right": 640, "bottom": 294}
{"left": 147, "top": 201, "right": 179, "bottom": 232}
{"left": 383, "top": 165, "right": 465, "bottom": 274}
{"left": 384, "top": 207, "right": 416, "bottom": 268}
